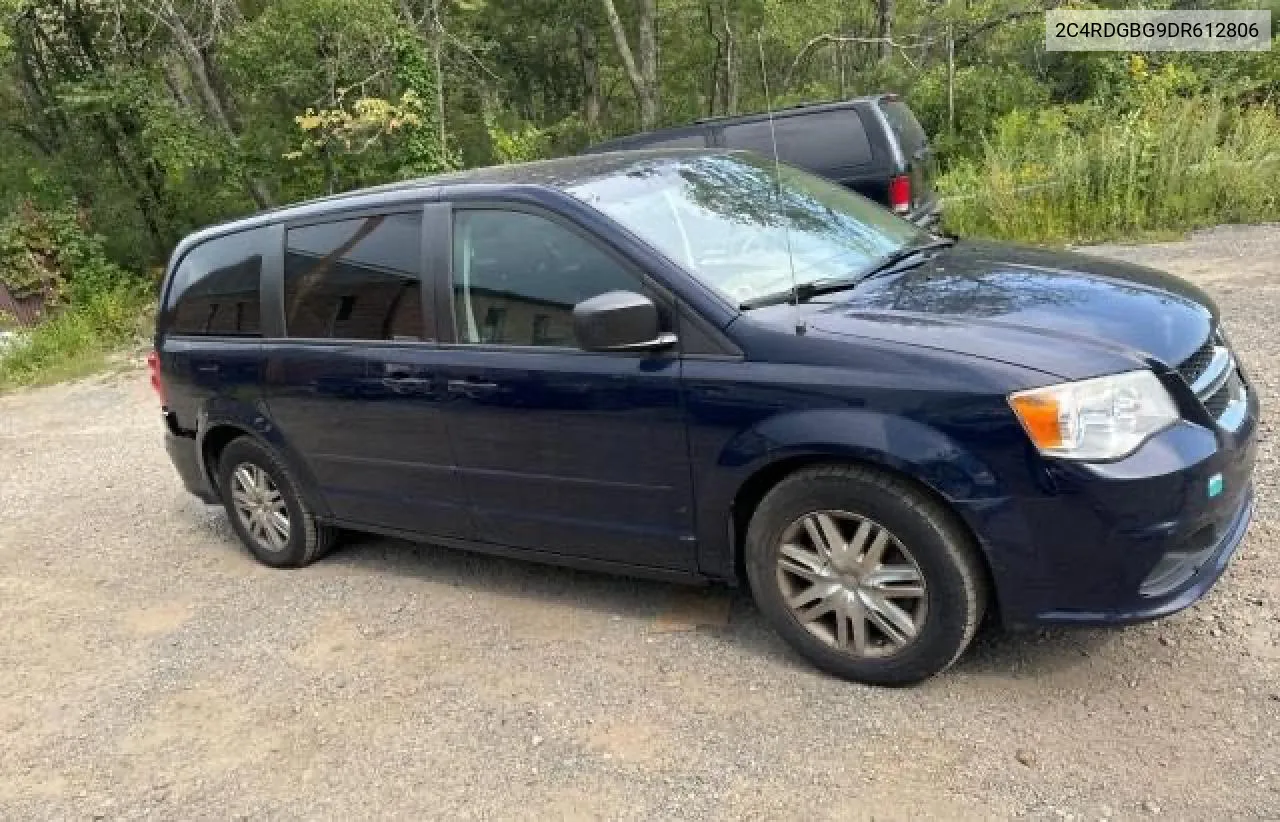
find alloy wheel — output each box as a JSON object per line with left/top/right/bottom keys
{"left": 230, "top": 462, "right": 291, "bottom": 553}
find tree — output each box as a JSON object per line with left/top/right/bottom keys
{"left": 601, "top": 0, "right": 660, "bottom": 128}
{"left": 138, "top": 0, "right": 274, "bottom": 207}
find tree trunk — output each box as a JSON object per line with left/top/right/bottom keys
{"left": 160, "top": 6, "right": 272, "bottom": 208}
{"left": 636, "top": 0, "right": 659, "bottom": 127}
{"left": 706, "top": 3, "right": 721, "bottom": 117}
{"left": 601, "top": 0, "right": 660, "bottom": 129}
{"left": 576, "top": 23, "right": 602, "bottom": 129}
{"left": 722, "top": 3, "right": 736, "bottom": 114}
{"left": 835, "top": 10, "right": 846, "bottom": 97}
{"left": 877, "top": 0, "right": 895, "bottom": 62}
{"left": 159, "top": 57, "right": 193, "bottom": 109}
{"left": 430, "top": 0, "right": 447, "bottom": 160}
{"left": 946, "top": 24, "right": 955, "bottom": 134}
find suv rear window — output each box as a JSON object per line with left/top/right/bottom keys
{"left": 284, "top": 213, "right": 424, "bottom": 341}
{"left": 721, "top": 110, "right": 871, "bottom": 170}
{"left": 879, "top": 100, "right": 928, "bottom": 153}
{"left": 166, "top": 227, "right": 268, "bottom": 336}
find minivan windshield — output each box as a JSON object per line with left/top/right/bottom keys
{"left": 569, "top": 153, "right": 928, "bottom": 307}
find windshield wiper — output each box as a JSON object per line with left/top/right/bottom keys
{"left": 854, "top": 236, "right": 955, "bottom": 283}
{"left": 737, "top": 236, "right": 955, "bottom": 311}
{"left": 738, "top": 275, "right": 866, "bottom": 310}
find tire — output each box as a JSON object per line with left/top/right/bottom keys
{"left": 744, "top": 463, "right": 987, "bottom": 686}
{"left": 215, "top": 437, "right": 336, "bottom": 568}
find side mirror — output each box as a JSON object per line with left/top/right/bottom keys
{"left": 573, "top": 291, "right": 677, "bottom": 353}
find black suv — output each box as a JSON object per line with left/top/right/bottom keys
{"left": 585, "top": 95, "right": 939, "bottom": 228}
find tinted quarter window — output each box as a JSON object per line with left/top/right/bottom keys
{"left": 452, "top": 210, "right": 644, "bottom": 348}
{"left": 880, "top": 100, "right": 928, "bottom": 154}
{"left": 284, "top": 213, "right": 424, "bottom": 341}
{"left": 722, "top": 111, "right": 871, "bottom": 170}
{"left": 167, "top": 227, "right": 268, "bottom": 335}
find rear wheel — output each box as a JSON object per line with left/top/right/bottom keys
{"left": 745, "top": 464, "right": 987, "bottom": 686}
{"left": 215, "top": 437, "right": 335, "bottom": 568}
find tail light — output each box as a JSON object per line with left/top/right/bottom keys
{"left": 888, "top": 175, "right": 911, "bottom": 214}
{"left": 146, "top": 350, "right": 167, "bottom": 407}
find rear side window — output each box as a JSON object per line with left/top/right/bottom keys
{"left": 880, "top": 100, "right": 929, "bottom": 154}
{"left": 721, "top": 111, "right": 871, "bottom": 170}
{"left": 166, "top": 228, "right": 268, "bottom": 336}
{"left": 284, "top": 213, "right": 424, "bottom": 341}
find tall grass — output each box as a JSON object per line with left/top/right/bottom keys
{"left": 0, "top": 287, "right": 150, "bottom": 390}
{"left": 940, "top": 98, "right": 1280, "bottom": 244}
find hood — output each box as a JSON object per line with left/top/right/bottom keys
{"left": 785, "top": 240, "right": 1216, "bottom": 380}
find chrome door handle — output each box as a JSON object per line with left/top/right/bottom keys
{"left": 447, "top": 379, "right": 500, "bottom": 395}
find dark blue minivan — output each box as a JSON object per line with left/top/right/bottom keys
{"left": 153, "top": 151, "right": 1257, "bottom": 685}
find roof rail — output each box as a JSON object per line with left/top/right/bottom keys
{"left": 695, "top": 96, "right": 876, "bottom": 124}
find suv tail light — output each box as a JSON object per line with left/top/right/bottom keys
{"left": 888, "top": 175, "right": 911, "bottom": 214}
{"left": 146, "top": 350, "right": 167, "bottom": 407}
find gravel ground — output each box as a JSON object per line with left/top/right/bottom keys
{"left": 2, "top": 224, "right": 1278, "bottom": 821}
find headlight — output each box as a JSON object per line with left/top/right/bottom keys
{"left": 1008, "top": 370, "right": 1178, "bottom": 461}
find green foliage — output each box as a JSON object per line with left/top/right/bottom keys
{"left": 288, "top": 91, "right": 427, "bottom": 161}
{"left": 485, "top": 113, "right": 592, "bottom": 164}
{"left": 0, "top": 204, "right": 132, "bottom": 305}
{"left": 393, "top": 27, "right": 455, "bottom": 175}
{"left": 0, "top": 285, "right": 148, "bottom": 390}
{"left": 0, "top": 0, "right": 1277, "bottom": 388}
{"left": 940, "top": 96, "right": 1280, "bottom": 244}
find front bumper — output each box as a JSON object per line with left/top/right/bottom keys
{"left": 964, "top": 385, "right": 1259, "bottom": 628}
{"left": 1034, "top": 486, "right": 1252, "bottom": 625}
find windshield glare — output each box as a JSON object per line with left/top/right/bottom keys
{"left": 569, "top": 153, "right": 926, "bottom": 305}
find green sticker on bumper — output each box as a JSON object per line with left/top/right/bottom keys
{"left": 1208, "top": 473, "right": 1224, "bottom": 498}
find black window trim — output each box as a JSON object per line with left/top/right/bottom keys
{"left": 271, "top": 202, "right": 438, "bottom": 346}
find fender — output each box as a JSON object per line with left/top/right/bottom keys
{"left": 693, "top": 407, "right": 1011, "bottom": 581}
{"left": 195, "top": 395, "right": 334, "bottom": 519}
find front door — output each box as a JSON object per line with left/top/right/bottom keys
{"left": 432, "top": 206, "right": 696, "bottom": 571}
{"left": 263, "top": 208, "right": 471, "bottom": 539}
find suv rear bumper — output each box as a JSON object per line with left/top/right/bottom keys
{"left": 908, "top": 198, "right": 942, "bottom": 230}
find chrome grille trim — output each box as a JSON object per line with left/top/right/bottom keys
{"left": 1177, "top": 330, "right": 1247, "bottom": 432}
{"left": 1177, "top": 336, "right": 1220, "bottom": 387}
{"left": 1218, "top": 385, "right": 1248, "bottom": 432}
{"left": 1189, "top": 345, "right": 1232, "bottom": 398}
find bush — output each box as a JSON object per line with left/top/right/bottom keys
{"left": 0, "top": 286, "right": 148, "bottom": 389}
{"left": 0, "top": 203, "right": 148, "bottom": 390}
{"left": 0, "top": 202, "right": 135, "bottom": 308}
{"left": 940, "top": 96, "right": 1280, "bottom": 244}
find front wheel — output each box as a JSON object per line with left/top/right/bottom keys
{"left": 216, "top": 437, "right": 336, "bottom": 568}
{"left": 745, "top": 464, "right": 988, "bottom": 686}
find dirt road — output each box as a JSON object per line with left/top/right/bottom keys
{"left": 2, "top": 225, "right": 1278, "bottom": 820}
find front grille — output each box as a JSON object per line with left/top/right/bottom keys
{"left": 1175, "top": 329, "right": 1247, "bottom": 430}
{"left": 1177, "top": 335, "right": 1219, "bottom": 387}
{"left": 1203, "top": 370, "right": 1241, "bottom": 417}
